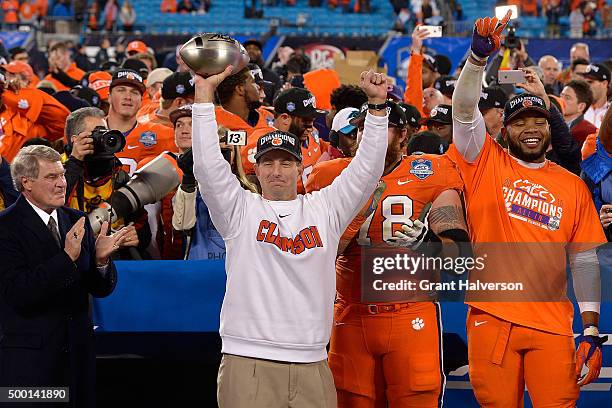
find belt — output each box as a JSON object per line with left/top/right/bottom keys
{"left": 359, "top": 302, "right": 412, "bottom": 315}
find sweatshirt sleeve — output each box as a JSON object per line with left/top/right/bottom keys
{"left": 403, "top": 53, "right": 425, "bottom": 116}
{"left": 318, "top": 112, "right": 388, "bottom": 235}
{"left": 192, "top": 103, "right": 247, "bottom": 239}
{"left": 452, "top": 58, "right": 488, "bottom": 163}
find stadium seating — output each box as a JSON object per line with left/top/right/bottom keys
{"left": 129, "top": 0, "right": 395, "bottom": 36}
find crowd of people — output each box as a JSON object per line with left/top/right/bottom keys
{"left": 0, "top": 6, "right": 610, "bottom": 407}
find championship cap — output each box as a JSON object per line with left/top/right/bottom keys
{"left": 420, "top": 104, "right": 452, "bottom": 126}
{"left": 273, "top": 88, "right": 327, "bottom": 117}
{"left": 503, "top": 93, "right": 550, "bottom": 126}
{"left": 110, "top": 69, "right": 146, "bottom": 94}
{"left": 254, "top": 130, "right": 302, "bottom": 162}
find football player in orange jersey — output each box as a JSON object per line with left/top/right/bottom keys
{"left": 240, "top": 87, "right": 328, "bottom": 192}
{"left": 214, "top": 65, "right": 274, "bottom": 136}
{"left": 137, "top": 71, "right": 195, "bottom": 127}
{"left": 105, "top": 69, "right": 177, "bottom": 175}
{"left": 307, "top": 100, "right": 469, "bottom": 407}
{"left": 450, "top": 11, "right": 608, "bottom": 407}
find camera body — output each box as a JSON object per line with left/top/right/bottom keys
{"left": 89, "top": 126, "right": 126, "bottom": 159}
{"left": 504, "top": 24, "right": 520, "bottom": 50}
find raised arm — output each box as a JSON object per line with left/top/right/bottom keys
{"left": 403, "top": 26, "right": 430, "bottom": 116}
{"left": 321, "top": 71, "right": 389, "bottom": 234}
{"left": 191, "top": 66, "right": 247, "bottom": 239}
{"left": 452, "top": 11, "right": 512, "bottom": 162}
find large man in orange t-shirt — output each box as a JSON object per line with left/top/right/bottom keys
{"left": 449, "top": 12, "right": 607, "bottom": 407}
{"left": 307, "top": 100, "right": 469, "bottom": 407}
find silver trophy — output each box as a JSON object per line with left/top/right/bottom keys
{"left": 179, "top": 33, "right": 250, "bottom": 77}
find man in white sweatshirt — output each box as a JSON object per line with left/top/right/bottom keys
{"left": 191, "top": 66, "right": 390, "bottom": 408}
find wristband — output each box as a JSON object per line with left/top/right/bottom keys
{"left": 584, "top": 325, "right": 600, "bottom": 336}
{"left": 367, "top": 102, "right": 388, "bottom": 111}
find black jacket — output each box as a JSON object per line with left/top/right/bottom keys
{"left": 545, "top": 104, "right": 582, "bottom": 176}
{"left": 0, "top": 196, "right": 117, "bottom": 407}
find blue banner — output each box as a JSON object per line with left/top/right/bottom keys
{"left": 0, "top": 31, "right": 30, "bottom": 50}
{"left": 93, "top": 260, "right": 611, "bottom": 406}
{"left": 381, "top": 37, "right": 612, "bottom": 90}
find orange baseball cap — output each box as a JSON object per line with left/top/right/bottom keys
{"left": 88, "top": 71, "right": 112, "bottom": 100}
{"left": 127, "top": 40, "right": 148, "bottom": 55}
{"left": 2, "top": 61, "right": 34, "bottom": 79}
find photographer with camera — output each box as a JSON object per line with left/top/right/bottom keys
{"left": 63, "top": 107, "right": 151, "bottom": 259}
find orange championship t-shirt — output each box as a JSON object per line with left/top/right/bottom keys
{"left": 306, "top": 154, "right": 464, "bottom": 303}
{"left": 446, "top": 136, "right": 607, "bottom": 336}
{"left": 43, "top": 63, "right": 85, "bottom": 92}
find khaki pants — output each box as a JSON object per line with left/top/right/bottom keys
{"left": 217, "top": 354, "right": 337, "bottom": 408}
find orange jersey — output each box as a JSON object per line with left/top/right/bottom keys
{"left": 136, "top": 98, "right": 161, "bottom": 123}
{"left": 446, "top": 137, "right": 606, "bottom": 335}
{"left": 0, "top": 88, "right": 69, "bottom": 162}
{"left": 307, "top": 155, "right": 464, "bottom": 302}
{"left": 239, "top": 125, "right": 275, "bottom": 175}
{"left": 215, "top": 105, "right": 274, "bottom": 133}
{"left": 116, "top": 122, "right": 178, "bottom": 175}
{"left": 43, "top": 63, "right": 85, "bottom": 92}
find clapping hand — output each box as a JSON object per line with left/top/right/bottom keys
{"left": 95, "top": 221, "right": 133, "bottom": 265}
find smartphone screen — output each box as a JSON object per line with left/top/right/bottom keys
{"left": 498, "top": 70, "right": 526, "bottom": 84}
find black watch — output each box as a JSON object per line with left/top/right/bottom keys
{"left": 367, "top": 102, "right": 388, "bottom": 111}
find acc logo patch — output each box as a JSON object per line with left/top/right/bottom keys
{"left": 430, "top": 109, "right": 437, "bottom": 117}
{"left": 522, "top": 99, "right": 533, "bottom": 108}
{"left": 410, "top": 158, "right": 434, "bottom": 180}
{"left": 271, "top": 137, "right": 283, "bottom": 146}
{"left": 176, "top": 84, "right": 185, "bottom": 94}
{"left": 286, "top": 102, "right": 296, "bottom": 112}
{"left": 139, "top": 131, "right": 157, "bottom": 147}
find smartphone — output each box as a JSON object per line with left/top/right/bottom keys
{"left": 495, "top": 5, "right": 518, "bottom": 20}
{"left": 226, "top": 131, "right": 247, "bottom": 146}
{"left": 498, "top": 70, "right": 526, "bottom": 84}
{"left": 419, "top": 25, "right": 442, "bottom": 38}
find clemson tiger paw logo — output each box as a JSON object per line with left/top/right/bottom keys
{"left": 247, "top": 148, "right": 256, "bottom": 164}
{"left": 412, "top": 317, "right": 425, "bottom": 331}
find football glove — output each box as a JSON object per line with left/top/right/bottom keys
{"left": 575, "top": 327, "right": 608, "bottom": 386}
{"left": 471, "top": 10, "right": 512, "bottom": 59}
{"left": 387, "top": 202, "right": 435, "bottom": 249}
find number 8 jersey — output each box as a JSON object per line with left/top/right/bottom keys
{"left": 306, "top": 153, "right": 465, "bottom": 303}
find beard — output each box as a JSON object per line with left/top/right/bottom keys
{"left": 247, "top": 99, "right": 262, "bottom": 111}
{"left": 507, "top": 134, "right": 551, "bottom": 162}
{"left": 289, "top": 121, "right": 307, "bottom": 142}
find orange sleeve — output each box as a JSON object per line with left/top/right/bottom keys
{"left": 403, "top": 53, "right": 424, "bottom": 116}
{"left": 35, "top": 91, "right": 70, "bottom": 142}
{"left": 581, "top": 133, "right": 597, "bottom": 160}
{"left": 442, "top": 155, "right": 465, "bottom": 192}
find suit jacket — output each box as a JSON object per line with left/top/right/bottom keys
{"left": 0, "top": 196, "right": 117, "bottom": 407}
{"left": 570, "top": 115, "right": 598, "bottom": 145}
